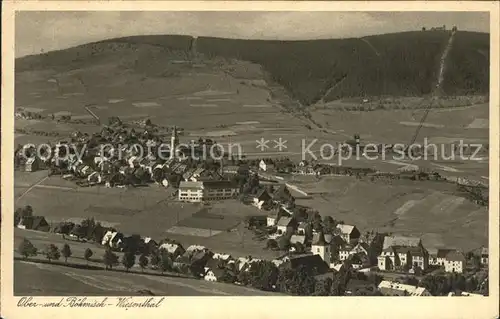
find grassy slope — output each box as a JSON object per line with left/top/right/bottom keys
{"left": 14, "top": 259, "right": 277, "bottom": 296}
{"left": 16, "top": 31, "right": 489, "bottom": 106}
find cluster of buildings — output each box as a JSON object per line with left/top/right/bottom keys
{"left": 262, "top": 186, "right": 488, "bottom": 277}
{"left": 16, "top": 125, "right": 245, "bottom": 191}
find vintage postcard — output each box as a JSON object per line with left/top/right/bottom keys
{"left": 1, "top": 1, "right": 499, "bottom": 319}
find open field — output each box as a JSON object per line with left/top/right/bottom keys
{"left": 292, "top": 175, "right": 488, "bottom": 252}
{"left": 15, "top": 173, "right": 279, "bottom": 259}
{"left": 14, "top": 259, "right": 276, "bottom": 296}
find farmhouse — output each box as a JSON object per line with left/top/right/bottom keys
{"left": 178, "top": 180, "right": 239, "bottom": 202}
{"left": 444, "top": 251, "right": 466, "bottom": 273}
{"left": 17, "top": 216, "right": 50, "bottom": 232}
{"left": 276, "top": 217, "right": 297, "bottom": 234}
{"left": 24, "top": 157, "right": 40, "bottom": 172}
{"left": 378, "top": 280, "right": 431, "bottom": 296}
{"left": 335, "top": 224, "right": 360, "bottom": 243}
{"left": 159, "top": 242, "right": 185, "bottom": 258}
{"left": 253, "top": 188, "right": 272, "bottom": 209}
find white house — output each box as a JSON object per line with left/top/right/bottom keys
{"left": 267, "top": 211, "right": 278, "bottom": 227}
{"left": 444, "top": 251, "right": 466, "bottom": 273}
{"left": 378, "top": 247, "right": 397, "bottom": 271}
{"left": 275, "top": 217, "right": 296, "bottom": 235}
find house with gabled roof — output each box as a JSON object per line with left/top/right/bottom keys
{"left": 17, "top": 216, "right": 50, "bottom": 232}
{"left": 253, "top": 188, "right": 272, "bottom": 209}
{"left": 444, "top": 250, "right": 466, "bottom": 273}
{"left": 276, "top": 217, "right": 297, "bottom": 235}
{"left": 336, "top": 224, "right": 360, "bottom": 243}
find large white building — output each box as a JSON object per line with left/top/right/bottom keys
{"left": 378, "top": 280, "right": 431, "bottom": 296}
{"left": 444, "top": 250, "right": 466, "bottom": 273}
{"left": 178, "top": 180, "right": 239, "bottom": 202}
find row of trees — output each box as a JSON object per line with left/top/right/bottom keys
{"left": 19, "top": 237, "right": 388, "bottom": 296}
{"left": 17, "top": 238, "right": 174, "bottom": 274}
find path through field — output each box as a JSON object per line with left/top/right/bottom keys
{"left": 15, "top": 175, "right": 48, "bottom": 203}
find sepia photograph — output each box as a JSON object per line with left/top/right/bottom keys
{"left": 1, "top": 1, "right": 499, "bottom": 319}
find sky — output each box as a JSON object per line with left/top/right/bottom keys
{"left": 15, "top": 11, "right": 489, "bottom": 58}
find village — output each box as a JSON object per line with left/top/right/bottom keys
{"left": 14, "top": 119, "right": 489, "bottom": 297}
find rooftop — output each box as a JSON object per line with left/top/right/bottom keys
{"left": 383, "top": 235, "right": 421, "bottom": 249}
{"left": 378, "top": 280, "right": 429, "bottom": 296}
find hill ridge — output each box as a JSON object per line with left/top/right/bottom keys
{"left": 16, "top": 31, "right": 489, "bottom": 105}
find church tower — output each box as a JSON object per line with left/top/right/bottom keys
{"left": 311, "top": 232, "right": 331, "bottom": 264}
{"left": 170, "top": 126, "right": 179, "bottom": 159}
